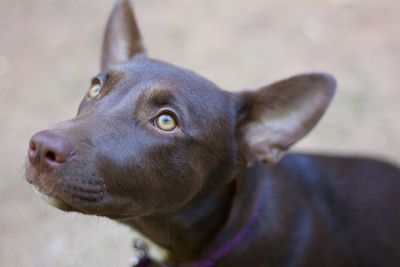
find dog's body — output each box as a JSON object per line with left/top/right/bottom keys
{"left": 25, "top": 0, "right": 400, "bottom": 266}
{"left": 223, "top": 154, "right": 400, "bottom": 267}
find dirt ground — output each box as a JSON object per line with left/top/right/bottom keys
{"left": 0, "top": 0, "right": 399, "bottom": 266}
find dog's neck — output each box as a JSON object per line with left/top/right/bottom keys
{"left": 120, "top": 165, "right": 264, "bottom": 264}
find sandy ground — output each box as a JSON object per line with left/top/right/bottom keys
{"left": 0, "top": 0, "right": 399, "bottom": 266}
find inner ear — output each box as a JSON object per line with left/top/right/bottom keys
{"left": 101, "top": 0, "right": 146, "bottom": 71}
{"left": 237, "top": 73, "right": 336, "bottom": 165}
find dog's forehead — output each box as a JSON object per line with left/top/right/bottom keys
{"left": 113, "top": 57, "right": 223, "bottom": 96}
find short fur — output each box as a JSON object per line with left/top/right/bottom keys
{"left": 26, "top": 0, "right": 400, "bottom": 266}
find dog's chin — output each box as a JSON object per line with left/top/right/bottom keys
{"left": 34, "top": 188, "right": 77, "bottom": 212}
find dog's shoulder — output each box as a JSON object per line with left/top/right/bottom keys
{"left": 279, "top": 152, "right": 400, "bottom": 182}
{"left": 276, "top": 152, "right": 400, "bottom": 217}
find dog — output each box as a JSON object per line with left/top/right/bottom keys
{"left": 25, "top": 0, "right": 400, "bottom": 266}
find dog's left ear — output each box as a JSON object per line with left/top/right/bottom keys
{"left": 236, "top": 73, "right": 336, "bottom": 165}
{"left": 101, "top": 0, "right": 146, "bottom": 70}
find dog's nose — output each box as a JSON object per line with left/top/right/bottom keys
{"left": 28, "top": 130, "right": 75, "bottom": 170}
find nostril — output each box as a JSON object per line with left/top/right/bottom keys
{"left": 45, "top": 150, "right": 57, "bottom": 162}
{"left": 42, "top": 141, "right": 74, "bottom": 165}
{"left": 28, "top": 140, "right": 38, "bottom": 165}
{"left": 29, "top": 140, "right": 37, "bottom": 152}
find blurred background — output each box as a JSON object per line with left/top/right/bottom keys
{"left": 0, "top": 0, "right": 399, "bottom": 266}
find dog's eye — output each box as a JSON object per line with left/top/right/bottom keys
{"left": 155, "top": 113, "right": 177, "bottom": 131}
{"left": 89, "top": 84, "right": 102, "bottom": 98}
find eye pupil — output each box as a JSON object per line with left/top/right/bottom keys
{"left": 156, "top": 113, "right": 177, "bottom": 131}
{"left": 161, "top": 115, "right": 171, "bottom": 123}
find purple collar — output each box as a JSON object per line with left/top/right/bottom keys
{"left": 132, "top": 191, "right": 263, "bottom": 267}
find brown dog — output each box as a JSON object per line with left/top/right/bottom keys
{"left": 25, "top": 0, "right": 400, "bottom": 266}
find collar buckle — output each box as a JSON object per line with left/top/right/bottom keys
{"left": 129, "top": 239, "right": 151, "bottom": 267}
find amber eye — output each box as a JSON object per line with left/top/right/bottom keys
{"left": 155, "top": 113, "right": 177, "bottom": 131}
{"left": 88, "top": 83, "right": 102, "bottom": 98}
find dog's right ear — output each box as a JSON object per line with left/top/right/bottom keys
{"left": 101, "top": 0, "right": 146, "bottom": 71}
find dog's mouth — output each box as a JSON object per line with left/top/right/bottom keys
{"left": 26, "top": 173, "right": 77, "bottom": 212}
{"left": 26, "top": 164, "right": 107, "bottom": 214}
{"left": 33, "top": 187, "right": 77, "bottom": 211}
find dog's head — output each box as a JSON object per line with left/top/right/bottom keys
{"left": 25, "top": 0, "right": 335, "bottom": 219}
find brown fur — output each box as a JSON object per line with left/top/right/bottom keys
{"left": 26, "top": 1, "right": 400, "bottom": 266}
